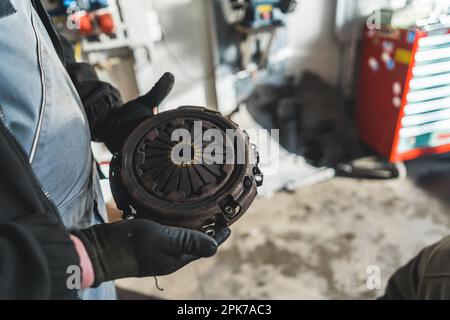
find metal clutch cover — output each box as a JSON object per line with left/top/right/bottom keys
{"left": 110, "top": 106, "right": 263, "bottom": 236}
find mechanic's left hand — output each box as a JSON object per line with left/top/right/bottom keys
{"left": 72, "top": 219, "right": 231, "bottom": 286}
{"left": 96, "top": 72, "right": 175, "bottom": 153}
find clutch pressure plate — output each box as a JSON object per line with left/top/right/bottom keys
{"left": 110, "top": 106, "right": 263, "bottom": 236}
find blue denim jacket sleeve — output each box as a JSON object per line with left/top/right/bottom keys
{"left": 0, "top": 0, "right": 43, "bottom": 157}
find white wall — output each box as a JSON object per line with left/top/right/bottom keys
{"left": 150, "top": 0, "right": 344, "bottom": 105}
{"left": 133, "top": 0, "right": 343, "bottom": 106}
{"left": 285, "top": 0, "right": 341, "bottom": 84}
{"left": 148, "top": 0, "right": 215, "bottom": 110}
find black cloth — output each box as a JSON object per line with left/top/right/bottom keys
{"left": 0, "top": 0, "right": 80, "bottom": 299}
{"left": 381, "top": 236, "right": 450, "bottom": 300}
{"left": 0, "top": 0, "right": 16, "bottom": 19}
{"left": 0, "top": 120, "right": 80, "bottom": 299}
{"left": 0, "top": 222, "right": 50, "bottom": 300}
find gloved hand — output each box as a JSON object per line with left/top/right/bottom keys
{"left": 95, "top": 72, "right": 175, "bottom": 154}
{"left": 61, "top": 35, "right": 175, "bottom": 154}
{"left": 72, "top": 219, "right": 231, "bottom": 287}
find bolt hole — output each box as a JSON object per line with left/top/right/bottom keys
{"left": 224, "top": 206, "right": 234, "bottom": 215}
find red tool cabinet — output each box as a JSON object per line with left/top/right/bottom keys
{"left": 357, "top": 25, "right": 450, "bottom": 162}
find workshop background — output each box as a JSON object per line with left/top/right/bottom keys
{"left": 45, "top": 0, "right": 450, "bottom": 299}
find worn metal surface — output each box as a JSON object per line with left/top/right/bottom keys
{"left": 110, "top": 107, "right": 262, "bottom": 233}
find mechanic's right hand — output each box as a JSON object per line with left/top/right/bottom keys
{"left": 72, "top": 219, "right": 231, "bottom": 287}
{"left": 96, "top": 72, "right": 175, "bottom": 154}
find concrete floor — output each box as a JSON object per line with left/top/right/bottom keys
{"left": 116, "top": 155, "right": 450, "bottom": 300}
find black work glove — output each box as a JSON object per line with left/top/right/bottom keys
{"left": 95, "top": 72, "right": 175, "bottom": 153}
{"left": 62, "top": 36, "right": 175, "bottom": 154}
{"left": 68, "top": 69, "right": 174, "bottom": 154}
{"left": 72, "top": 219, "right": 231, "bottom": 287}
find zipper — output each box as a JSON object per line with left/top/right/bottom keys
{"left": 29, "top": 2, "right": 47, "bottom": 163}
{"left": 42, "top": 190, "right": 63, "bottom": 224}
{"left": 25, "top": 2, "right": 88, "bottom": 225}
{"left": 32, "top": 0, "right": 65, "bottom": 64}
{"left": 0, "top": 117, "right": 83, "bottom": 300}
{"left": 0, "top": 107, "right": 5, "bottom": 124}
{"left": 30, "top": 1, "right": 92, "bottom": 159}
{"left": 0, "top": 108, "right": 63, "bottom": 224}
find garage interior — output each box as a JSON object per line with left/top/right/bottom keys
{"left": 115, "top": 156, "right": 450, "bottom": 300}
{"left": 44, "top": 0, "right": 450, "bottom": 299}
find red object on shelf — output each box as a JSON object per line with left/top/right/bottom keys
{"left": 78, "top": 13, "right": 94, "bottom": 36}
{"left": 357, "top": 26, "right": 450, "bottom": 162}
{"left": 97, "top": 13, "right": 115, "bottom": 35}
